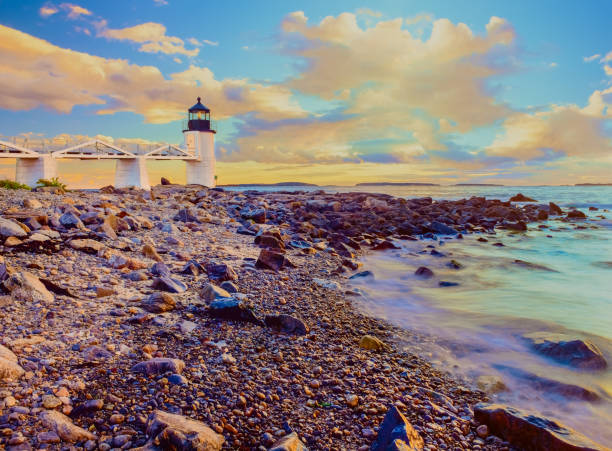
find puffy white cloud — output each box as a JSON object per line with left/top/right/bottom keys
{"left": 584, "top": 54, "right": 601, "bottom": 62}
{"left": 98, "top": 22, "right": 200, "bottom": 57}
{"left": 0, "top": 24, "right": 304, "bottom": 123}
{"left": 60, "top": 3, "right": 92, "bottom": 19}
{"left": 39, "top": 5, "right": 59, "bottom": 17}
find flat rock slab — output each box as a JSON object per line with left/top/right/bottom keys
{"left": 474, "top": 403, "right": 609, "bottom": 451}
{"left": 4, "top": 271, "right": 54, "bottom": 302}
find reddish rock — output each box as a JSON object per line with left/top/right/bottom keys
{"left": 255, "top": 249, "right": 295, "bottom": 271}
{"left": 510, "top": 193, "right": 537, "bottom": 202}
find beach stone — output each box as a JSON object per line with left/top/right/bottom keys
{"left": 523, "top": 332, "right": 607, "bottom": 370}
{"left": 414, "top": 267, "right": 434, "bottom": 279}
{"left": 0, "top": 356, "right": 24, "bottom": 381}
{"left": 256, "top": 249, "right": 295, "bottom": 271}
{"left": 23, "top": 198, "right": 43, "bottom": 209}
{"left": 0, "top": 218, "right": 27, "bottom": 238}
{"left": 510, "top": 193, "right": 536, "bottom": 202}
{"left": 70, "top": 239, "right": 105, "bottom": 254}
{"left": 370, "top": 405, "right": 424, "bottom": 451}
{"left": 152, "top": 276, "right": 187, "bottom": 293}
{"left": 446, "top": 260, "right": 463, "bottom": 269}
{"left": 59, "top": 212, "right": 84, "bottom": 229}
{"left": 255, "top": 233, "right": 285, "bottom": 250}
{"left": 173, "top": 208, "right": 199, "bottom": 223}
{"left": 70, "top": 399, "right": 104, "bottom": 417}
{"left": 476, "top": 424, "right": 488, "bottom": 438}
{"left": 150, "top": 262, "right": 171, "bottom": 277}
{"left": 4, "top": 271, "right": 54, "bottom": 302}
{"left": 39, "top": 410, "right": 95, "bottom": 443}
{"left": 313, "top": 278, "right": 341, "bottom": 290}
{"left": 200, "top": 283, "right": 232, "bottom": 302}
{"left": 269, "top": 432, "right": 309, "bottom": 451}
{"left": 372, "top": 240, "right": 400, "bottom": 251}
{"left": 205, "top": 262, "right": 238, "bottom": 282}
{"left": 240, "top": 206, "right": 266, "bottom": 224}
{"left": 207, "top": 299, "right": 264, "bottom": 326}
{"left": 474, "top": 403, "right": 606, "bottom": 451}
{"left": 264, "top": 314, "right": 309, "bottom": 335}
{"left": 476, "top": 375, "right": 507, "bottom": 393}
{"left": 549, "top": 202, "right": 563, "bottom": 215}
{"left": 81, "top": 345, "right": 112, "bottom": 362}
{"left": 96, "top": 286, "right": 116, "bottom": 298}
{"left": 219, "top": 281, "right": 238, "bottom": 293}
{"left": 359, "top": 335, "right": 385, "bottom": 351}
{"left": 37, "top": 431, "right": 61, "bottom": 444}
{"left": 429, "top": 221, "right": 459, "bottom": 235}
{"left": 131, "top": 358, "right": 185, "bottom": 376}
{"left": 145, "top": 410, "right": 224, "bottom": 450}
{"left": 505, "top": 220, "right": 527, "bottom": 231}
{"left": 4, "top": 236, "right": 22, "bottom": 246}
{"left": 142, "top": 292, "right": 176, "bottom": 313}
{"left": 160, "top": 177, "right": 171, "bottom": 185}
{"left": 42, "top": 395, "right": 62, "bottom": 409}
{"left": 142, "top": 244, "right": 163, "bottom": 262}
{"left": 349, "top": 271, "right": 374, "bottom": 279}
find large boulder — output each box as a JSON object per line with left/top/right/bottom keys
{"left": 523, "top": 332, "right": 607, "bottom": 370}
{"left": 39, "top": 410, "right": 96, "bottom": 443}
{"left": 240, "top": 206, "right": 266, "bottom": 224}
{"left": 474, "top": 403, "right": 607, "bottom": 451}
{"left": 510, "top": 193, "right": 537, "bottom": 202}
{"left": 0, "top": 344, "right": 24, "bottom": 380}
{"left": 144, "top": 410, "right": 224, "bottom": 451}
{"left": 0, "top": 218, "right": 27, "bottom": 238}
{"left": 429, "top": 221, "right": 459, "bottom": 235}
{"left": 370, "top": 405, "right": 424, "bottom": 451}
{"left": 4, "top": 271, "right": 54, "bottom": 302}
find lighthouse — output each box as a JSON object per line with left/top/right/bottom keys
{"left": 184, "top": 97, "right": 216, "bottom": 187}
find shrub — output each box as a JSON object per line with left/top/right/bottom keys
{"left": 36, "top": 177, "right": 67, "bottom": 190}
{"left": 0, "top": 179, "right": 31, "bottom": 190}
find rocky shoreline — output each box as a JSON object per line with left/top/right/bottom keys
{"left": 0, "top": 185, "right": 607, "bottom": 450}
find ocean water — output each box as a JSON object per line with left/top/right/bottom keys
{"left": 229, "top": 184, "right": 612, "bottom": 445}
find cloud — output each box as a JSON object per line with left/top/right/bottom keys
{"left": 355, "top": 8, "right": 382, "bottom": 18}
{"left": 601, "top": 51, "right": 612, "bottom": 63}
{"left": 98, "top": 22, "right": 200, "bottom": 57}
{"left": 39, "top": 5, "right": 59, "bottom": 17}
{"left": 60, "top": 3, "right": 92, "bottom": 19}
{"left": 0, "top": 24, "right": 304, "bottom": 123}
{"left": 153, "top": 0, "right": 168, "bottom": 5}
{"left": 584, "top": 54, "right": 601, "bottom": 62}
{"left": 405, "top": 13, "right": 434, "bottom": 25}
{"left": 202, "top": 39, "right": 219, "bottom": 46}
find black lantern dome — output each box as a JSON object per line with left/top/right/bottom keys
{"left": 184, "top": 97, "right": 216, "bottom": 133}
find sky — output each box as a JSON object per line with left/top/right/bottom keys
{"left": 0, "top": 0, "right": 611, "bottom": 187}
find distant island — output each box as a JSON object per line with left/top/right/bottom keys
{"left": 454, "top": 183, "right": 504, "bottom": 186}
{"left": 221, "top": 182, "right": 318, "bottom": 187}
{"left": 575, "top": 183, "right": 612, "bottom": 186}
{"left": 356, "top": 182, "right": 439, "bottom": 186}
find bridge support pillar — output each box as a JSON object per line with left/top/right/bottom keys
{"left": 186, "top": 159, "right": 215, "bottom": 187}
{"left": 15, "top": 155, "right": 57, "bottom": 188}
{"left": 115, "top": 157, "right": 150, "bottom": 190}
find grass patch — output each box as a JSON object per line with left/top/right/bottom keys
{"left": 36, "top": 177, "right": 67, "bottom": 191}
{"left": 0, "top": 179, "right": 31, "bottom": 190}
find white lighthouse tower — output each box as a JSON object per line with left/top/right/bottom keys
{"left": 183, "top": 97, "right": 216, "bottom": 187}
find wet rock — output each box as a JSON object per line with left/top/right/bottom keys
{"left": 349, "top": 271, "right": 374, "bottom": 280}
{"left": 264, "top": 314, "right": 309, "bottom": 335}
{"left": 429, "top": 221, "right": 459, "bottom": 235}
{"left": 207, "top": 299, "right": 264, "bottom": 326}
{"left": 504, "top": 220, "right": 527, "bottom": 231}
{"left": 39, "top": 410, "right": 96, "bottom": 443}
{"left": 144, "top": 410, "right": 224, "bottom": 450}
{"left": 131, "top": 358, "right": 185, "bottom": 376}
{"left": 0, "top": 218, "right": 27, "bottom": 238}
{"left": 510, "top": 193, "right": 537, "bottom": 202}
{"left": 474, "top": 403, "right": 606, "bottom": 451}
{"left": 142, "top": 292, "right": 176, "bottom": 313}
{"left": 4, "top": 271, "right": 54, "bottom": 302}
{"left": 549, "top": 202, "right": 563, "bottom": 215}
{"left": 313, "top": 278, "right": 341, "bottom": 290}
{"left": 567, "top": 210, "right": 587, "bottom": 219}
{"left": 372, "top": 240, "right": 400, "bottom": 251}
{"left": 414, "top": 267, "right": 434, "bottom": 279}
{"left": 256, "top": 249, "right": 295, "bottom": 271}
{"left": 200, "top": 283, "right": 232, "bottom": 303}
{"left": 370, "top": 405, "right": 424, "bottom": 451}
{"left": 152, "top": 276, "right": 187, "bottom": 293}
{"left": 438, "top": 281, "right": 459, "bottom": 287}
{"left": 359, "top": 335, "right": 385, "bottom": 351}
{"left": 512, "top": 259, "right": 558, "bottom": 272}
{"left": 523, "top": 332, "right": 607, "bottom": 370}
{"left": 446, "top": 260, "right": 463, "bottom": 269}
{"left": 269, "top": 432, "right": 309, "bottom": 451}
{"left": 70, "top": 399, "right": 104, "bottom": 418}
{"left": 476, "top": 375, "right": 507, "bottom": 394}
{"left": 205, "top": 262, "right": 238, "bottom": 282}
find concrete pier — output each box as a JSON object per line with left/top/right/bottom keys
{"left": 114, "top": 157, "right": 150, "bottom": 190}
{"left": 15, "top": 155, "right": 57, "bottom": 188}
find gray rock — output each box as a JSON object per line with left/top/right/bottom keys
{"left": 0, "top": 218, "right": 27, "bottom": 238}
{"left": 205, "top": 262, "right": 238, "bottom": 282}
{"left": 264, "top": 314, "right": 309, "bottom": 335}
{"left": 370, "top": 405, "right": 424, "bottom": 451}
{"left": 219, "top": 281, "right": 238, "bottom": 293}
{"left": 131, "top": 358, "right": 185, "bottom": 376}
{"left": 145, "top": 410, "right": 224, "bottom": 450}
{"left": 59, "top": 212, "right": 84, "bottom": 229}
{"left": 429, "top": 221, "right": 459, "bottom": 235}
{"left": 152, "top": 276, "right": 187, "bottom": 293}
{"left": 200, "top": 283, "right": 232, "bottom": 303}
{"left": 474, "top": 403, "right": 607, "bottom": 451}
{"left": 208, "top": 299, "right": 264, "bottom": 326}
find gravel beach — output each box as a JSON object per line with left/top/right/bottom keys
{"left": 0, "top": 184, "right": 603, "bottom": 451}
